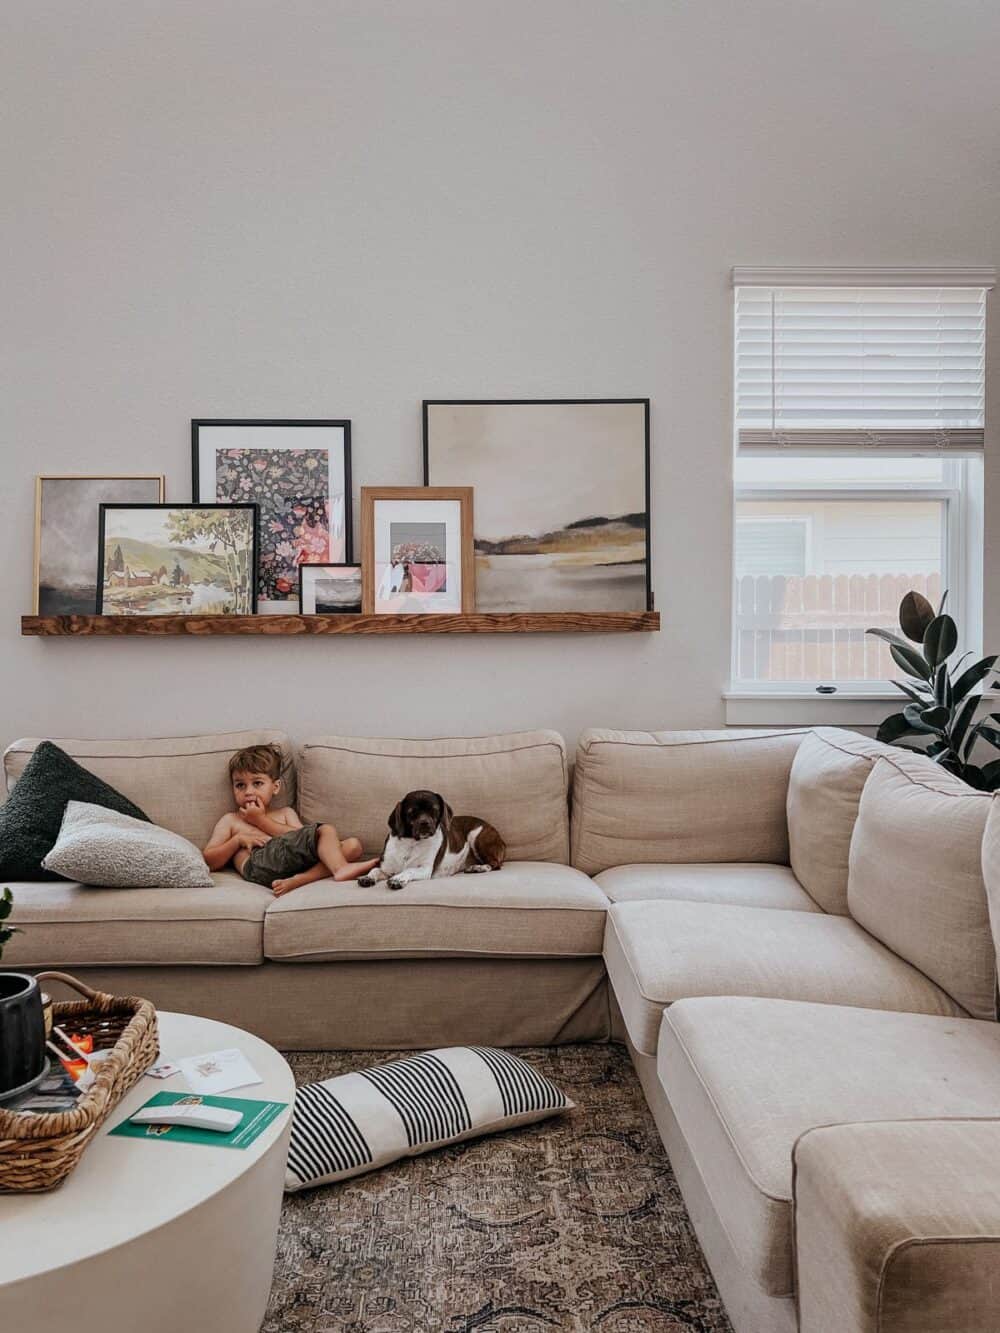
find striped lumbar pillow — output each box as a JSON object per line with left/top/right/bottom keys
{"left": 285, "top": 1046, "right": 573, "bottom": 1192}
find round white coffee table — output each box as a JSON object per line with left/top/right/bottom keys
{"left": 0, "top": 1012, "right": 294, "bottom": 1333}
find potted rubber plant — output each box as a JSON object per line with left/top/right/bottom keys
{"left": 0, "top": 887, "right": 47, "bottom": 1100}
{"left": 867, "top": 590, "right": 1000, "bottom": 791}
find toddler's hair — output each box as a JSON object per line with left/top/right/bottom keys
{"left": 228, "top": 743, "right": 284, "bottom": 782}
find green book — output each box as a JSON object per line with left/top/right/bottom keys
{"left": 109, "top": 1090, "right": 288, "bottom": 1151}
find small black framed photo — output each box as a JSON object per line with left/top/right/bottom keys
{"left": 192, "top": 419, "right": 352, "bottom": 614}
{"left": 96, "top": 503, "right": 259, "bottom": 615}
{"left": 298, "top": 562, "right": 363, "bottom": 615}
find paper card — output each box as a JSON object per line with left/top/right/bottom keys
{"left": 147, "top": 1061, "right": 180, "bottom": 1080}
{"left": 176, "top": 1048, "right": 262, "bottom": 1095}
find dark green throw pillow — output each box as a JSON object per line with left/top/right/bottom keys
{"left": 0, "top": 741, "right": 150, "bottom": 881}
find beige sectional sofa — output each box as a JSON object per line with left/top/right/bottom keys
{"left": 4, "top": 723, "right": 1000, "bottom": 1332}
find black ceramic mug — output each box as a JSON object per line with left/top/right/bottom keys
{"left": 0, "top": 972, "right": 47, "bottom": 1098}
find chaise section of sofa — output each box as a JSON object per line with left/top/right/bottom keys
{"left": 590, "top": 728, "right": 1000, "bottom": 1333}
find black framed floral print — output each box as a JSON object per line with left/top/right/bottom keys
{"left": 192, "top": 419, "right": 351, "bottom": 614}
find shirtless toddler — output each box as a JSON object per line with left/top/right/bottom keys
{"left": 203, "top": 744, "right": 379, "bottom": 897}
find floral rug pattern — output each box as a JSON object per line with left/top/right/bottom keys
{"left": 266, "top": 1045, "right": 732, "bottom": 1333}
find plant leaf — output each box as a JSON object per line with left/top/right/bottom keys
{"left": 903, "top": 703, "right": 939, "bottom": 734}
{"left": 961, "top": 764, "right": 987, "bottom": 790}
{"left": 980, "top": 759, "right": 1000, "bottom": 791}
{"left": 974, "top": 722, "right": 1000, "bottom": 749}
{"left": 876, "top": 712, "right": 918, "bottom": 744}
{"left": 923, "top": 614, "right": 959, "bottom": 669}
{"left": 899, "top": 590, "right": 936, "bottom": 643}
{"left": 952, "top": 695, "right": 981, "bottom": 754}
{"left": 951, "top": 656, "right": 997, "bottom": 703}
{"left": 920, "top": 704, "right": 951, "bottom": 730}
{"left": 868, "top": 627, "right": 918, "bottom": 651}
{"left": 938, "top": 590, "right": 949, "bottom": 614}
{"left": 890, "top": 643, "right": 932, "bottom": 681}
{"left": 892, "top": 679, "right": 932, "bottom": 705}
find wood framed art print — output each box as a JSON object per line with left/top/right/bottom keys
{"left": 361, "top": 487, "right": 474, "bottom": 615}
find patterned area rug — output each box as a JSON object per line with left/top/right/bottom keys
{"left": 266, "top": 1045, "right": 732, "bottom": 1333}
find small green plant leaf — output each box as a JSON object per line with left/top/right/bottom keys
{"left": 877, "top": 712, "right": 919, "bottom": 743}
{"left": 890, "top": 643, "right": 932, "bottom": 681}
{"left": 903, "top": 703, "right": 941, "bottom": 734}
{"left": 923, "top": 615, "right": 959, "bottom": 669}
{"left": 892, "top": 679, "right": 933, "bottom": 705}
{"left": 899, "top": 590, "right": 936, "bottom": 643}
{"left": 980, "top": 759, "right": 1000, "bottom": 791}
{"left": 951, "top": 656, "right": 997, "bottom": 703}
{"left": 868, "top": 627, "right": 919, "bottom": 652}
{"left": 919, "top": 704, "right": 951, "bottom": 730}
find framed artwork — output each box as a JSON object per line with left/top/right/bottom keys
{"left": 361, "top": 487, "right": 474, "bottom": 615}
{"left": 192, "top": 419, "right": 351, "bottom": 614}
{"left": 96, "top": 503, "right": 259, "bottom": 616}
{"left": 34, "top": 474, "right": 165, "bottom": 615}
{"left": 299, "top": 562, "right": 363, "bottom": 615}
{"left": 423, "top": 399, "right": 651, "bottom": 613}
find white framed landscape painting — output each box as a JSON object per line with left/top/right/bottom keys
{"left": 423, "top": 399, "right": 650, "bottom": 613}
{"left": 192, "top": 419, "right": 351, "bottom": 614}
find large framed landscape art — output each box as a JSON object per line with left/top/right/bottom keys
{"left": 192, "top": 419, "right": 351, "bottom": 614}
{"left": 423, "top": 399, "right": 650, "bottom": 613}
{"left": 96, "top": 503, "right": 259, "bottom": 616}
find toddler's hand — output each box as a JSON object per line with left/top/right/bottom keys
{"left": 238, "top": 831, "right": 271, "bottom": 850}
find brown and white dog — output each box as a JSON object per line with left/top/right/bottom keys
{"left": 358, "top": 789, "right": 506, "bottom": 891}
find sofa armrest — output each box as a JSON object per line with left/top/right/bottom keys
{"left": 793, "top": 1119, "right": 1000, "bottom": 1333}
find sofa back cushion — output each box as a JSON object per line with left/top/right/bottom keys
{"left": 848, "top": 752, "right": 995, "bottom": 1020}
{"left": 787, "top": 728, "right": 891, "bottom": 914}
{"left": 3, "top": 730, "right": 296, "bottom": 850}
{"left": 570, "top": 728, "right": 806, "bottom": 875}
{"left": 298, "top": 731, "right": 569, "bottom": 863}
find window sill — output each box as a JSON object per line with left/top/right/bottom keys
{"left": 723, "top": 691, "right": 900, "bottom": 727}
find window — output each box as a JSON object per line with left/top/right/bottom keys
{"left": 730, "top": 270, "right": 991, "bottom": 695}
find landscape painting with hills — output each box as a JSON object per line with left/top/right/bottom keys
{"left": 424, "top": 400, "right": 649, "bottom": 612}
{"left": 97, "top": 504, "right": 257, "bottom": 615}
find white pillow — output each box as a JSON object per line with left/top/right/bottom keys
{"left": 42, "top": 800, "right": 213, "bottom": 888}
{"left": 285, "top": 1046, "right": 573, "bottom": 1192}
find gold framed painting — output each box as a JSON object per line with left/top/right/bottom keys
{"left": 34, "top": 474, "right": 165, "bottom": 615}
{"left": 361, "top": 487, "right": 474, "bottom": 615}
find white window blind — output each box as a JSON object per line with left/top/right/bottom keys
{"left": 734, "top": 276, "right": 990, "bottom": 455}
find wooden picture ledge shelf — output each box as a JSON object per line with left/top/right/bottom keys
{"left": 21, "top": 611, "right": 660, "bottom": 637}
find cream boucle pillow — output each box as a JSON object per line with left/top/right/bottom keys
{"left": 42, "top": 801, "right": 213, "bottom": 888}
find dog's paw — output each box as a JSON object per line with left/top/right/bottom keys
{"left": 464, "top": 863, "right": 492, "bottom": 873}
{"left": 387, "top": 875, "right": 407, "bottom": 891}
{"left": 358, "top": 874, "right": 376, "bottom": 888}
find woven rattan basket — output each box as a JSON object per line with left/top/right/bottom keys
{"left": 0, "top": 971, "right": 158, "bottom": 1192}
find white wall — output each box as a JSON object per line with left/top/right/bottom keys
{"left": 3, "top": 0, "right": 998, "bottom": 751}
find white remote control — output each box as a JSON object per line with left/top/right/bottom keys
{"left": 129, "top": 1103, "right": 243, "bottom": 1133}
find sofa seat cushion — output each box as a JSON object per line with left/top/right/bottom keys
{"left": 658, "top": 996, "right": 1000, "bottom": 1297}
{"left": 605, "top": 899, "right": 962, "bottom": 1057}
{"left": 595, "top": 863, "right": 820, "bottom": 912}
{"left": 1, "top": 873, "right": 270, "bottom": 966}
{"left": 264, "top": 862, "right": 609, "bottom": 961}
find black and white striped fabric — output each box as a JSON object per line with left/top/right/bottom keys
{"left": 285, "top": 1046, "right": 572, "bottom": 1192}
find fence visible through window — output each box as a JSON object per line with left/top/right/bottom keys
{"left": 733, "top": 571, "right": 942, "bottom": 682}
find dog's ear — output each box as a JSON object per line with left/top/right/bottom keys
{"left": 440, "top": 799, "right": 454, "bottom": 831}
{"left": 388, "top": 801, "right": 404, "bottom": 836}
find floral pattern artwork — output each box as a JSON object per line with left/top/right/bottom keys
{"left": 215, "top": 449, "right": 343, "bottom": 603}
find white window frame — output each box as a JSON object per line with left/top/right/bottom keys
{"left": 726, "top": 264, "right": 992, "bottom": 726}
